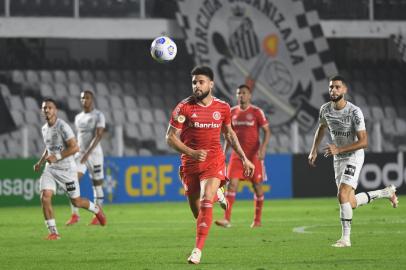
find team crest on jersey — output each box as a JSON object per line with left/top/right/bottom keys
{"left": 246, "top": 113, "right": 253, "bottom": 120}
{"left": 177, "top": 115, "right": 186, "bottom": 123}
{"left": 213, "top": 111, "right": 221, "bottom": 120}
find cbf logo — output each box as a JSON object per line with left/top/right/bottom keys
{"left": 104, "top": 160, "right": 119, "bottom": 203}
{"left": 177, "top": 0, "right": 337, "bottom": 132}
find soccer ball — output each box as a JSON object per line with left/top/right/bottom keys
{"left": 150, "top": 36, "right": 177, "bottom": 63}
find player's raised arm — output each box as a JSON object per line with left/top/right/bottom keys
{"left": 222, "top": 124, "right": 254, "bottom": 177}
{"left": 308, "top": 123, "right": 326, "bottom": 167}
{"left": 166, "top": 125, "right": 207, "bottom": 161}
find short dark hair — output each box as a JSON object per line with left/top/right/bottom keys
{"left": 82, "top": 89, "right": 95, "bottom": 97}
{"left": 329, "top": 75, "right": 347, "bottom": 86}
{"left": 42, "top": 97, "right": 57, "bottom": 108}
{"left": 191, "top": 66, "right": 214, "bottom": 81}
{"left": 237, "top": 84, "right": 251, "bottom": 91}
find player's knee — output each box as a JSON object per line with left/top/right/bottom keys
{"left": 40, "top": 190, "right": 52, "bottom": 203}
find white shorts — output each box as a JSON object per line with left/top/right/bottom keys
{"left": 40, "top": 167, "right": 81, "bottom": 198}
{"left": 75, "top": 152, "right": 104, "bottom": 180}
{"left": 334, "top": 156, "right": 364, "bottom": 190}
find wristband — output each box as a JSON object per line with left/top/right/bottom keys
{"left": 55, "top": 153, "right": 62, "bottom": 161}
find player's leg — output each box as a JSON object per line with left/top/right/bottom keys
{"left": 88, "top": 154, "right": 106, "bottom": 225}
{"left": 251, "top": 182, "right": 264, "bottom": 228}
{"left": 354, "top": 185, "right": 398, "bottom": 208}
{"left": 39, "top": 170, "right": 60, "bottom": 240}
{"left": 215, "top": 178, "right": 238, "bottom": 228}
{"left": 188, "top": 177, "right": 221, "bottom": 264}
{"left": 333, "top": 183, "right": 354, "bottom": 247}
{"left": 66, "top": 171, "right": 84, "bottom": 226}
{"left": 187, "top": 192, "right": 200, "bottom": 219}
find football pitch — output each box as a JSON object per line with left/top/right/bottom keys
{"left": 1, "top": 197, "right": 405, "bottom": 270}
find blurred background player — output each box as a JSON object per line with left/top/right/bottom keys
{"left": 66, "top": 90, "right": 106, "bottom": 226}
{"left": 166, "top": 66, "right": 255, "bottom": 264}
{"left": 308, "top": 75, "right": 398, "bottom": 248}
{"left": 34, "top": 98, "right": 106, "bottom": 240}
{"left": 215, "top": 84, "right": 271, "bottom": 228}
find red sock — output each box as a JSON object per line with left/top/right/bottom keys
{"left": 224, "top": 191, "right": 236, "bottom": 221}
{"left": 254, "top": 195, "right": 264, "bottom": 223}
{"left": 195, "top": 199, "right": 213, "bottom": 250}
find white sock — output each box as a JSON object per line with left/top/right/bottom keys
{"left": 355, "top": 192, "right": 370, "bottom": 207}
{"left": 87, "top": 201, "right": 100, "bottom": 214}
{"left": 45, "top": 219, "right": 58, "bottom": 234}
{"left": 340, "top": 202, "right": 352, "bottom": 242}
{"left": 93, "top": 185, "right": 104, "bottom": 206}
{"left": 70, "top": 202, "right": 79, "bottom": 215}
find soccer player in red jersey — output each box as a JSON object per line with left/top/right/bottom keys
{"left": 215, "top": 84, "right": 271, "bottom": 229}
{"left": 166, "top": 66, "right": 255, "bottom": 264}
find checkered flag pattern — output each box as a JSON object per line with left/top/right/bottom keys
{"left": 292, "top": 0, "right": 337, "bottom": 82}
{"left": 391, "top": 32, "right": 406, "bottom": 62}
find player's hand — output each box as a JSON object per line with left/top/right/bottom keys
{"left": 80, "top": 153, "right": 89, "bottom": 164}
{"left": 242, "top": 158, "right": 255, "bottom": 177}
{"left": 258, "top": 148, "right": 266, "bottom": 160}
{"left": 191, "top": 149, "right": 208, "bottom": 161}
{"left": 46, "top": 155, "right": 57, "bottom": 164}
{"left": 308, "top": 151, "right": 317, "bottom": 167}
{"left": 323, "top": 144, "right": 340, "bottom": 157}
{"left": 33, "top": 162, "right": 42, "bottom": 172}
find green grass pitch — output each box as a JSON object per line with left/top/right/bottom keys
{"left": 0, "top": 196, "right": 405, "bottom": 270}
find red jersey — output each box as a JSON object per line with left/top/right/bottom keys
{"left": 230, "top": 105, "right": 268, "bottom": 159}
{"left": 169, "top": 96, "right": 231, "bottom": 174}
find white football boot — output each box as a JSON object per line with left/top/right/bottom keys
{"left": 331, "top": 238, "right": 351, "bottom": 248}
{"left": 381, "top": 185, "right": 399, "bottom": 208}
{"left": 216, "top": 187, "right": 228, "bottom": 211}
{"left": 187, "top": 248, "right": 202, "bottom": 264}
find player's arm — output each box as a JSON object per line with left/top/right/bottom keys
{"left": 308, "top": 123, "right": 327, "bottom": 167}
{"left": 33, "top": 148, "right": 48, "bottom": 172}
{"left": 46, "top": 138, "right": 80, "bottom": 164}
{"left": 166, "top": 125, "right": 207, "bottom": 161}
{"left": 222, "top": 124, "right": 255, "bottom": 177}
{"left": 324, "top": 130, "right": 368, "bottom": 157}
{"left": 258, "top": 124, "right": 271, "bottom": 160}
{"left": 81, "top": 127, "right": 104, "bottom": 163}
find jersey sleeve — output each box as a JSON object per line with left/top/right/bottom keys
{"left": 352, "top": 107, "right": 366, "bottom": 131}
{"left": 96, "top": 111, "right": 106, "bottom": 128}
{"left": 169, "top": 103, "right": 187, "bottom": 129}
{"left": 223, "top": 103, "right": 231, "bottom": 125}
{"left": 318, "top": 105, "right": 327, "bottom": 126}
{"left": 256, "top": 108, "right": 269, "bottom": 126}
{"left": 60, "top": 121, "right": 75, "bottom": 142}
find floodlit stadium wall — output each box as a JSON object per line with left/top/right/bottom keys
{"left": 0, "top": 154, "right": 292, "bottom": 207}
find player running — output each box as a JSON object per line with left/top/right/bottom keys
{"left": 215, "top": 84, "right": 271, "bottom": 229}
{"left": 34, "top": 98, "right": 106, "bottom": 240}
{"left": 166, "top": 66, "right": 255, "bottom": 264}
{"left": 65, "top": 90, "right": 107, "bottom": 226}
{"left": 308, "top": 75, "right": 398, "bottom": 248}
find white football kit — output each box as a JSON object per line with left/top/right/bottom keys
{"left": 40, "top": 118, "right": 80, "bottom": 198}
{"left": 319, "top": 101, "right": 366, "bottom": 189}
{"left": 75, "top": 109, "right": 105, "bottom": 180}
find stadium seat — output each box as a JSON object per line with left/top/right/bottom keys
{"left": 40, "top": 83, "right": 54, "bottom": 97}
{"left": 371, "top": 106, "right": 385, "bottom": 121}
{"left": 54, "top": 83, "right": 69, "bottom": 98}
{"left": 58, "top": 110, "right": 69, "bottom": 122}
{"left": 110, "top": 96, "right": 124, "bottom": 110}
{"left": 10, "top": 110, "right": 24, "bottom": 126}
{"left": 109, "top": 82, "right": 123, "bottom": 95}
{"left": 108, "top": 70, "right": 122, "bottom": 81}
{"left": 112, "top": 109, "right": 126, "bottom": 124}
{"left": 94, "top": 70, "right": 108, "bottom": 82}
{"left": 95, "top": 82, "right": 110, "bottom": 96}
{"left": 123, "top": 82, "right": 136, "bottom": 94}
{"left": 139, "top": 123, "right": 155, "bottom": 140}
{"left": 96, "top": 96, "right": 110, "bottom": 111}
{"left": 138, "top": 148, "right": 152, "bottom": 156}
{"left": 139, "top": 108, "right": 154, "bottom": 123}
{"left": 81, "top": 70, "right": 95, "bottom": 82}
{"left": 156, "top": 139, "right": 170, "bottom": 153}
{"left": 395, "top": 118, "right": 406, "bottom": 135}
{"left": 81, "top": 81, "right": 94, "bottom": 92}
{"left": 68, "top": 82, "right": 81, "bottom": 96}
{"left": 151, "top": 95, "right": 165, "bottom": 108}
{"left": 126, "top": 109, "right": 141, "bottom": 124}
{"left": 11, "top": 70, "right": 26, "bottom": 84}
{"left": 122, "top": 70, "right": 135, "bottom": 82}
{"left": 124, "top": 123, "right": 141, "bottom": 140}
{"left": 67, "top": 96, "right": 81, "bottom": 111}
{"left": 103, "top": 110, "right": 113, "bottom": 124}
{"left": 24, "top": 110, "right": 39, "bottom": 124}
{"left": 9, "top": 96, "right": 25, "bottom": 110}
{"left": 123, "top": 95, "right": 137, "bottom": 109}
{"left": 0, "top": 84, "right": 11, "bottom": 97}
{"left": 39, "top": 70, "right": 53, "bottom": 84}
{"left": 153, "top": 123, "right": 167, "bottom": 140}
{"left": 153, "top": 108, "right": 168, "bottom": 124}
{"left": 6, "top": 140, "right": 21, "bottom": 158}
{"left": 24, "top": 96, "right": 39, "bottom": 110}
{"left": 384, "top": 106, "right": 397, "bottom": 119}
{"left": 67, "top": 70, "right": 81, "bottom": 83}
{"left": 137, "top": 95, "right": 151, "bottom": 109}
{"left": 26, "top": 70, "right": 40, "bottom": 85}
{"left": 124, "top": 148, "right": 138, "bottom": 156}
{"left": 53, "top": 70, "right": 68, "bottom": 84}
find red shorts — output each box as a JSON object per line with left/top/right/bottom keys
{"left": 179, "top": 160, "right": 228, "bottom": 196}
{"left": 227, "top": 156, "right": 266, "bottom": 183}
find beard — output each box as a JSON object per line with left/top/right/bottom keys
{"left": 330, "top": 94, "right": 343, "bottom": 102}
{"left": 193, "top": 89, "right": 210, "bottom": 101}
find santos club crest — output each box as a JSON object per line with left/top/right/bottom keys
{"left": 176, "top": 0, "right": 337, "bottom": 132}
